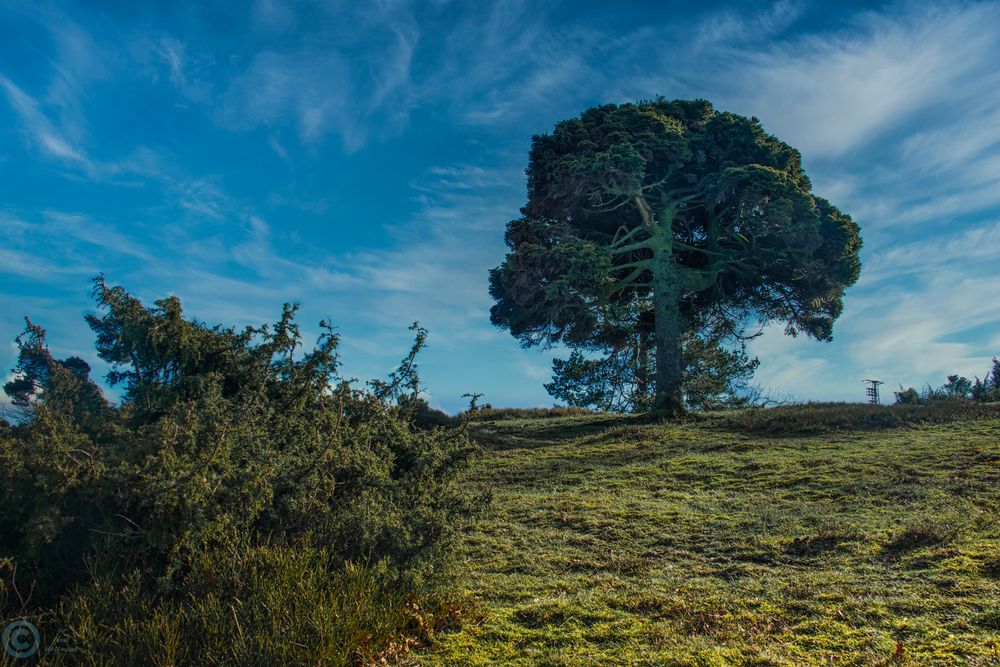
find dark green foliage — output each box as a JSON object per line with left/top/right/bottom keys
{"left": 546, "top": 334, "right": 758, "bottom": 412}
{"left": 547, "top": 351, "right": 630, "bottom": 412}
{"left": 37, "top": 546, "right": 469, "bottom": 666}
{"left": 3, "top": 319, "right": 108, "bottom": 430}
{"left": 681, "top": 335, "right": 759, "bottom": 410}
{"left": 942, "top": 374, "right": 973, "bottom": 399}
{"left": 884, "top": 519, "right": 959, "bottom": 557}
{"left": 1, "top": 277, "right": 479, "bottom": 662}
{"left": 399, "top": 396, "right": 457, "bottom": 429}
{"left": 461, "top": 392, "right": 489, "bottom": 412}
{"left": 894, "top": 386, "right": 921, "bottom": 404}
{"left": 973, "top": 357, "right": 1000, "bottom": 402}
{"left": 490, "top": 98, "right": 861, "bottom": 415}
{"left": 3, "top": 319, "right": 54, "bottom": 407}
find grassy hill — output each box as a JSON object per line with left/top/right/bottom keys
{"left": 418, "top": 404, "right": 1000, "bottom": 666}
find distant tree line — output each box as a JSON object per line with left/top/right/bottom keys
{"left": 895, "top": 359, "right": 1000, "bottom": 404}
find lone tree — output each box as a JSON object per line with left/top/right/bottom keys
{"left": 489, "top": 99, "right": 862, "bottom": 416}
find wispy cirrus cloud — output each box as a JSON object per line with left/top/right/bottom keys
{"left": 0, "top": 75, "right": 95, "bottom": 172}
{"left": 342, "top": 161, "right": 521, "bottom": 333}
{"left": 209, "top": 2, "right": 419, "bottom": 150}
{"left": 861, "top": 220, "right": 1000, "bottom": 285}
{"left": 622, "top": 3, "right": 1000, "bottom": 161}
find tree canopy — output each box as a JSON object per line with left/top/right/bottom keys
{"left": 489, "top": 98, "right": 862, "bottom": 415}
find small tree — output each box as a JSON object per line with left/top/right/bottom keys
{"left": 461, "top": 392, "right": 487, "bottom": 411}
{"left": 972, "top": 358, "right": 1000, "bottom": 402}
{"left": 942, "top": 374, "right": 973, "bottom": 399}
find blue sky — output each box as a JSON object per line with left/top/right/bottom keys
{"left": 2, "top": 0, "right": 1000, "bottom": 413}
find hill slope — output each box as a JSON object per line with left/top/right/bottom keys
{"left": 420, "top": 406, "right": 1000, "bottom": 666}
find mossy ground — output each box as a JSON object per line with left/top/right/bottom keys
{"left": 418, "top": 406, "right": 1000, "bottom": 666}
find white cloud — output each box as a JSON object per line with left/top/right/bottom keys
{"left": 706, "top": 3, "right": 1000, "bottom": 401}
{"left": 213, "top": 4, "right": 419, "bottom": 150}
{"left": 0, "top": 70, "right": 212, "bottom": 201}
{"left": 0, "top": 75, "right": 94, "bottom": 172}
{"left": 267, "top": 135, "right": 290, "bottom": 163}
{"left": 336, "top": 161, "right": 521, "bottom": 342}
{"left": 861, "top": 219, "right": 1000, "bottom": 285}
{"left": 750, "top": 259, "right": 1000, "bottom": 401}
{"left": 690, "top": 0, "right": 804, "bottom": 53}
{"left": 636, "top": 3, "right": 1000, "bottom": 160}
{"left": 521, "top": 360, "right": 550, "bottom": 381}
{"left": 154, "top": 36, "right": 212, "bottom": 103}
{"left": 0, "top": 247, "right": 63, "bottom": 280}
{"left": 420, "top": 2, "right": 598, "bottom": 126}
{"left": 216, "top": 50, "right": 350, "bottom": 144}
{"left": 174, "top": 178, "right": 231, "bottom": 220}
{"left": 44, "top": 211, "right": 153, "bottom": 261}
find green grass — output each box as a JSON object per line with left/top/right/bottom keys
{"left": 419, "top": 404, "right": 1000, "bottom": 666}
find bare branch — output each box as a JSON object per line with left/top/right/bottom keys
{"left": 611, "top": 239, "right": 656, "bottom": 255}
{"left": 614, "top": 259, "right": 655, "bottom": 272}
{"left": 672, "top": 240, "right": 729, "bottom": 257}
{"left": 610, "top": 224, "right": 649, "bottom": 248}
{"left": 585, "top": 194, "right": 633, "bottom": 214}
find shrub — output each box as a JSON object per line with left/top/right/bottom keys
{"left": 894, "top": 386, "right": 921, "bottom": 405}
{"left": 399, "top": 396, "right": 457, "bottom": 429}
{"left": 0, "top": 277, "right": 480, "bottom": 662}
{"left": 972, "top": 358, "right": 1000, "bottom": 402}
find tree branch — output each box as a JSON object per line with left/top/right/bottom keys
{"left": 672, "top": 240, "right": 729, "bottom": 257}
{"left": 611, "top": 239, "right": 655, "bottom": 255}
{"left": 614, "top": 259, "right": 655, "bottom": 272}
{"left": 633, "top": 195, "right": 656, "bottom": 229}
{"left": 585, "top": 195, "right": 634, "bottom": 214}
{"left": 608, "top": 268, "right": 650, "bottom": 295}
{"left": 610, "top": 224, "right": 649, "bottom": 248}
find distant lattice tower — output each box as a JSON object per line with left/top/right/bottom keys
{"left": 864, "top": 379, "right": 885, "bottom": 405}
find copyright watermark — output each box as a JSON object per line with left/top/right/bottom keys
{"left": 2, "top": 620, "right": 39, "bottom": 659}
{"left": 2, "top": 620, "right": 77, "bottom": 659}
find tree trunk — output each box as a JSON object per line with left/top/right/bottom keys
{"left": 651, "top": 214, "right": 685, "bottom": 417}
{"left": 634, "top": 332, "right": 649, "bottom": 405}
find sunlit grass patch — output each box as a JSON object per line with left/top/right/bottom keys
{"left": 419, "top": 406, "right": 1000, "bottom": 666}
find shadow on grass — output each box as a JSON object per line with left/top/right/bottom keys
{"left": 470, "top": 402, "right": 1000, "bottom": 451}
{"left": 468, "top": 413, "right": 651, "bottom": 450}
{"left": 699, "top": 401, "right": 1000, "bottom": 437}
